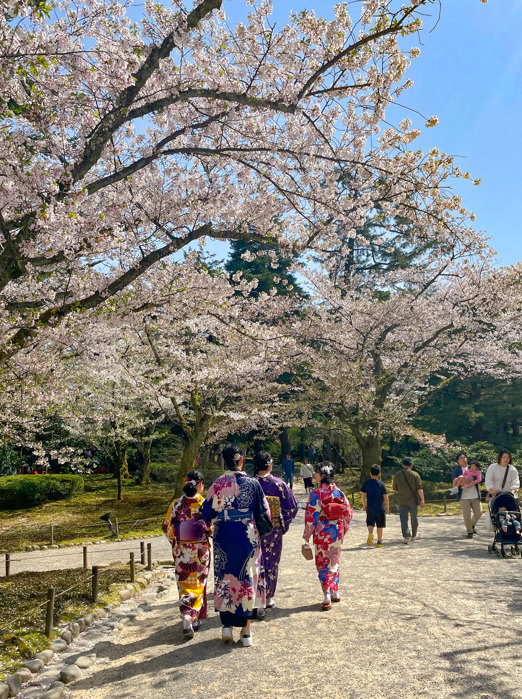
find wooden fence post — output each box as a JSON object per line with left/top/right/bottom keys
{"left": 92, "top": 566, "right": 99, "bottom": 602}
{"left": 114, "top": 518, "right": 119, "bottom": 538}
{"left": 5, "top": 553, "right": 10, "bottom": 578}
{"left": 83, "top": 546, "right": 88, "bottom": 570}
{"left": 140, "top": 541, "right": 145, "bottom": 566}
{"left": 443, "top": 495, "right": 447, "bottom": 513}
{"left": 50, "top": 524, "right": 55, "bottom": 546}
{"left": 129, "top": 552, "right": 135, "bottom": 583}
{"left": 45, "top": 587, "right": 55, "bottom": 638}
{"left": 147, "top": 543, "right": 152, "bottom": 571}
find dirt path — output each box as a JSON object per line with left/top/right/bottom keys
{"left": 5, "top": 537, "right": 172, "bottom": 576}
{"left": 61, "top": 486, "right": 521, "bottom": 698}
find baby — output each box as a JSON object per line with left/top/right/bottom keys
{"left": 498, "top": 507, "right": 521, "bottom": 535}
{"left": 455, "top": 460, "right": 482, "bottom": 489}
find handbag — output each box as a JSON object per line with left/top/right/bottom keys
{"left": 255, "top": 511, "right": 273, "bottom": 537}
{"left": 173, "top": 518, "right": 207, "bottom": 542}
{"left": 401, "top": 470, "right": 421, "bottom": 505}
{"left": 301, "top": 543, "right": 313, "bottom": 560}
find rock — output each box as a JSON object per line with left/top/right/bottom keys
{"left": 50, "top": 544, "right": 59, "bottom": 549}
{"left": 0, "top": 683, "right": 9, "bottom": 699}
{"left": 116, "top": 616, "right": 130, "bottom": 626}
{"left": 41, "top": 545, "right": 48, "bottom": 550}
{"left": 69, "top": 622, "right": 80, "bottom": 638}
{"left": 51, "top": 639, "right": 68, "bottom": 652}
{"left": 156, "top": 585, "right": 168, "bottom": 592}
{"left": 35, "top": 650, "right": 54, "bottom": 665}
{"left": 14, "top": 667, "right": 33, "bottom": 683}
{"left": 5, "top": 675, "right": 21, "bottom": 697}
{"left": 19, "top": 687, "right": 43, "bottom": 698}
{"left": 59, "top": 665, "right": 83, "bottom": 684}
{"left": 96, "top": 607, "right": 107, "bottom": 619}
{"left": 119, "top": 588, "right": 133, "bottom": 601}
{"left": 24, "top": 659, "right": 45, "bottom": 673}
{"left": 40, "top": 687, "right": 66, "bottom": 699}
{"left": 83, "top": 613, "right": 96, "bottom": 627}
{"left": 75, "top": 654, "right": 96, "bottom": 669}
{"left": 77, "top": 617, "right": 87, "bottom": 632}
{"left": 60, "top": 629, "right": 73, "bottom": 644}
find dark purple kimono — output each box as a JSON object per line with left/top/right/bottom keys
{"left": 257, "top": 473, "right": 298, "bottom": 599}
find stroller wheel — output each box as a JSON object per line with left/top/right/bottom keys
{"left": 501, "top": 548, "right": 507, "bottom": 558}
{"left": 487, "top": 545, "right": 493, "bottom": 554}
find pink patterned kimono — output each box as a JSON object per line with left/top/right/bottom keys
{"left": 303, "top": 483, "right": 352, "bottom": 595}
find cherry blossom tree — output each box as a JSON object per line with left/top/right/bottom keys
{"left": 299, "top": 258, "right": 522, "bottom": 481}
{"left": 0, "top": 0, "right": 486, "bottom": 364}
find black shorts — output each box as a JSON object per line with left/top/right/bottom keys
{"left": 304, "top": 477, "right": 313, "bottom": 488}
{"left": 366, "top": 510, "right": 386, "bottom": 528}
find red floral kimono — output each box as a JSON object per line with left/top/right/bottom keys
{"left": 303, "top": 483, "right": 352, "bottom": 595}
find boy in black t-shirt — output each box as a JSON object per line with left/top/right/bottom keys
{"left": 361, "top": 466, "right": 390, "bottom": 548}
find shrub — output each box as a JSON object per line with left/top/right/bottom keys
{"left": 0, "top": 475, "right": 84, "bottom": 509}
{"left": 150, "top": 462, "right": 178, "bottom": 483}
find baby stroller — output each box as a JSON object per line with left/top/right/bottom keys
{"left": 487, "top": 491, "right": 522, "bottom": 558}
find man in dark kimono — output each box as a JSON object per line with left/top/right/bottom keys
{"left": 254, "top": 451, "right": 298, "bottom": 614}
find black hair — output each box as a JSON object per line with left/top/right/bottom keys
{"left": 497, "top": 449, "right": 512, "bottom": 465}
{"left": 402, "top": 457, "right": 413, "bottom": 468}
{"left": 456, "top": 451, "right": 467, "bottom": 462}
{"left": 182, "top": 480, "right": 198, "bottom": 498}
{"left": 186, "top": 469, "right": 204, "bottom": 484}
{"left": 370, "top": 465, "right": 381, "bottom": 476}
{"left": 253, "top": 451, "right": 273, "bottom": 475}
{"left": 314, "top": 460, "right": 335, "bottom": 484}
{"left": 222, "top": 443, "right": 243, "bottom": 470}
{"left": 469, "top": 460, "right": 481, "bottom": 469}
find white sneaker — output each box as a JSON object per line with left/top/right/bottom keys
{"left": 241, "top": 633, "right": 253, "bottom": 647}
{"left": 221, "top": 627, "right": 233, "bottom": 643}
{"left": 403, "top": 537, "right": 410, "bottom": 545}
{"left": 266, "top": 597, "right": 275, "bottom": 609}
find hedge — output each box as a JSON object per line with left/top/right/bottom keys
{"left": 0, "top": 474, "right": 85, "bottom": 509}
{"left": 150, "top": 462, "right": 178, "bottom": 483}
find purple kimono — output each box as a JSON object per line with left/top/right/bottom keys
{"left": 257, "top": 473, "right": 298, "bottom": 599}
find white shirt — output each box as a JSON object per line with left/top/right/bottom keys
{"left": 300, "top": 463, "right": 314, "bottom": 479}
{"left": 484, "top": 463, "right": 520, "bottom": 493}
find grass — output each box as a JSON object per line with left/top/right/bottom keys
{"left": 0, "top": 565, "right": 131, "bottom": 680}
{"left": 0, "top": 474, "right": 175, "bottom": 551}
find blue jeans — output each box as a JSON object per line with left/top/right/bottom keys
{"left": 399, "top": 503, "right": 418, "bottom": 538}
{"left": 283, "top": 473, "right": 294, "bottom": 489}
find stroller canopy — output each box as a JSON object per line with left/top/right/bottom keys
{"left": 489, "top": 491, "right": 520, "bottom": 514}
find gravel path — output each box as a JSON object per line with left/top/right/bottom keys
{"left": 6, "top": 537, "right": 172, "bottom": 576}
{"left": 61, "top": 485, "right": 522, "bottom": 699}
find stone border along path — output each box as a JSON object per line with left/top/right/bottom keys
{"left": 4, "top": 485, "right": 522, "bottom": 698}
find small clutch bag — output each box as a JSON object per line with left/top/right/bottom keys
{"left": 301, "top": 543, "right": 313, "bottom": 561}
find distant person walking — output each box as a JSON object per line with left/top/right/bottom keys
{"left": 302, "top": 462, "right": 352, "bottom": 610}
{"left": 254, "top": 451, "right": 298, "bottom": 614}
{"left": 392, "top": 458, "right": 424, "bottom": 544}
{"left": 485, "top": 450, "right": 520, "bottom": 498}
{"left": 307, "top": 444, "right": 317, "bottom": 463}
{"left": 300, "top": 457, "right": 315, "bottom": 494}
{"left": 281, "top": 453, "right": 295, "bottom": 489}
{"left": 452, "top": 453, "right": 483, "bottom": 538}
{"left": 361, "top": 465, "right": 389, "bottom": 548}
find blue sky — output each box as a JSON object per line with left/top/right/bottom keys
{"left": 217, "top": 0, "right": 522, "bottom": 266}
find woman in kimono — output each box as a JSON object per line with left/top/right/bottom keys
{"left": 254, "top": 450, "right": 298, "bottom": 614}
{"left": 201, "top": 444, "right": 270, "bottom": 647}
{"left": 162, "top": 469, "right": 210, "bottom": 640}
{"left": 302, "top": 461, "right": 352, "bottom": 610}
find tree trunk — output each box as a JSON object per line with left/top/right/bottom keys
{"left": 135, "top": 424, "right": 155, "bottom": 485}
{"left": 173, "top": 415, "right": 213, "bottom": 497}
{"left": 279, "top": 427, "right": 291, "bottom": 460}
{"left": 114, "top": 440, "right": 128, "bottom": 501}
{"left": 348, "top": 424, "right": 382, "bottom": 483}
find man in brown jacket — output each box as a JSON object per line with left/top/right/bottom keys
{"left": 392, "top": 458, "right": 425, "bottom": 544}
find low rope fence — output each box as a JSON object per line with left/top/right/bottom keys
{"left": 1, "top": 541, "right": 156, "bottom": 639}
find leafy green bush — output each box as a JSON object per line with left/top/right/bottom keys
{"left": 0, "top": 475, "right": 84, "bottom": 509}
{"left": 0, "top": 443, "right": 26, "bottom": 476}
{"left": 150, "top": 462, "right": 178, "bottom": 483}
